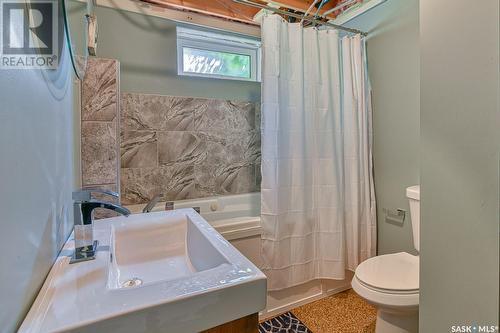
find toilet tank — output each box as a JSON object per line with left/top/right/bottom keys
{"left": 406, "top": 185, "right": 420, "bottom": 252}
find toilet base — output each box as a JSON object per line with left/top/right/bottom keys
{"left": 375, "top": 309, "right": 418, "bottom": 333}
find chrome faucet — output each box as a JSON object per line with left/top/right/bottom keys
{"left": 71, "top": 189, "right": 131, "bottom": 264}
{"left": 143, "top": 194, "right": 162, "bottom": 213}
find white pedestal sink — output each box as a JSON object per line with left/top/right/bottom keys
{"left": 19, "top": 209, "right": 267, "bottom": 333}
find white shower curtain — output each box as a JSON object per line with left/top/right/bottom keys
{"left": 260, "top": 15, "right": 376, "bottom": 291}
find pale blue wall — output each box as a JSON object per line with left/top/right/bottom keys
{"left": 93, "top": 6, "right": 261, "bottom": 102}
{"left": 345, "top": 0, "right": 420, "bottom": 254}
{"left": 0, "top": 14, "right": 75, "bottom": 333}
{"left": 420, "top": 0, "right": 499, "bottom": 329}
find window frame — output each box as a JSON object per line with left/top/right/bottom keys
{"left": 177, "top": 26, "right": 261, "bottom": 82}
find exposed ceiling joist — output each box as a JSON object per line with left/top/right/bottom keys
{"left": 263, "top": 0, "right": 340, "bottom": 18}
{"left": 142, "top": 0, "right": 261, "bottom": 24}
{"left": 139, "top": 0, "right": 363, "bottom": 26}
{"left": 251, "top": 0, "right": 342, "bottom": 24}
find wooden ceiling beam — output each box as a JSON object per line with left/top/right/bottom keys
{"left": 262, "top": 0, "right": 343, "bottom": 19}
{"left": 140, "top": 0, "right": 360, "bottom": 26}
{"left": 142, "top": 0, "right": 261, "bottom": 24}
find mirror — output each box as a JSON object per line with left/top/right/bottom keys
{"left": 62, "top": 0, "right": 97, "bottom": 80}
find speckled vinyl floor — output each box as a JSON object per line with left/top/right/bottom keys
{"left": 261, "top": 289, "right": 377, "bottom": 333}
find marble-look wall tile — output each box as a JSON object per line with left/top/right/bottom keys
{"left": 81, "top": 57, "right": 120, "bottom": 204}
{"left": 255, "top": 103, "right": 261, "bottom": 130}
{"left": 194, "top": 100, "right": 256, "bottom": 132}
{"left": 120, "top": 93, "right": 261, "bottom": 205}
{"left": 121, "top": 165, "right": 195, "bottom": 205}
{"left": 157, "top": 131, "right": 203, "bottom": 166}
{"left": 120, "top": 167, "right": 161, "bottom": 204}
{"left": 121, "top": 131, "right": 157, "bottom": 168}
{"left": 244, "top": 130, "right": 261, "bottom": 165}
{"left": 161, "top": 164, "right": 196, "bottom": 200}
{"left": 81, "top": 121, "right": 118, "bottom": 185}
{"left": 194, "top": 130, "right": 259, "bottom": 179}
{"left": 192, "top": 129, "right": 260, "bottom": 197}
{"left": 215, "top": 163, "right": 257, "bottom": 194}
{"left": 121, "top": 93, "right": 196, "bottom": 131}
{"left": 82, "top": 58, "right": 119, "bottom": 121}
{"left": 194, "top": 161, "right": 258, "bottom": 197}
{"left": 162, "top": 97, "right": 203, "bottom": 130}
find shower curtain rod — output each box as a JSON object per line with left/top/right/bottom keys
{"left": 233, "top": 0, "right": 368, "bottom": 36}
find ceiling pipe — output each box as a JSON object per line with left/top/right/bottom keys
{"left": 233, "top": 0, "right": 368, "bottom": 36}
{"left": 322, "top": 0, "right": 357, "bottom": 16}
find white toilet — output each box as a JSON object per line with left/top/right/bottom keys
{"left": 352, "top": 185, "right": 420, "bottom": 333}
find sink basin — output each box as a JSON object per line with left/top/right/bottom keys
{"left": 19, "top": 209, "right": 267, "bottom": 333}
{"left": 108, "top": 214, "right": 229, "bottom": 289}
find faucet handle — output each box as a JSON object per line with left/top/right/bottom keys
{"left": 72, "top": 188, "right": 119, "bottom": 202}
{"left": 165, "top": 201, "right": 174, "bottom": 211}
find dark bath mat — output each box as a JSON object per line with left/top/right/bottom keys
{"left": 259, "top": 312, "right": 313, "bottom": 333}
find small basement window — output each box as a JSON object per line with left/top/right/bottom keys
{"left": 177, "top": 27, "right": 261, "bottom": 82}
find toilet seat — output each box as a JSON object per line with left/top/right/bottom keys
{"left": 351, "top": 252, "right": 419, "bottom": 309}
{"left": 355, "top": 252, "right": 419, "bottom": 292}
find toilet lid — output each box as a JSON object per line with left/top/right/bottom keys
{"left": 355, "top": 252, "right": 419, "bottom": 292}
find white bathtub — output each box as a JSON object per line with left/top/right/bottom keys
{"left": 126, "top": 192, "right": 351, "bottom": 319}
{"left": 126, "top": 193, "right": 262, "bottom": 241}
